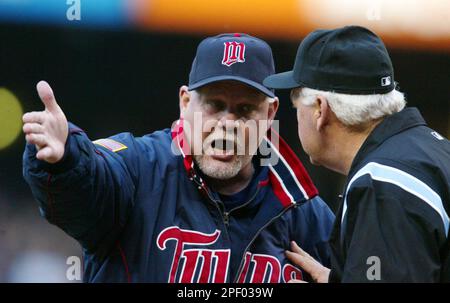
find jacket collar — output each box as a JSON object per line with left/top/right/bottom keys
{"left": 171, "top": 119, "right": 318, "bottom": 208}
{"left": 349, "top": 107, "right": 427, "bottom": 177}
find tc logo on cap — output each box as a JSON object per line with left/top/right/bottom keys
{"left": 381, "top": 76, "right": 392, "bottom": 87}
{"left": 222, "top": 41, "right": 246, "bottom": 67}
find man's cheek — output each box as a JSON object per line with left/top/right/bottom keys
{"left": 297, "top": 122, "right": 305, "bottom": 144}
{"left": 202, "top": 116, "right": 218, "bottom": 133}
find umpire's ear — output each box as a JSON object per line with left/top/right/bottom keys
{"left": 179, "top": 85, "right": 191, "bottom": 117}
{"left": 315, "top": 95, "right": 331, "bottom": 132}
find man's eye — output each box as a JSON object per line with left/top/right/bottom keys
{"left": 239, "top": 105, "right": 254, "bottom": 115}
{"left": 205, "top": 100, "right": 224, "bottom": 111}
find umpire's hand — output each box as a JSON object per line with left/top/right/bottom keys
{"left": 22, "top": 81, "right": 68, "bottom": 164}
{"left": 285, "top": 241, "right": 330, "bottom": 283}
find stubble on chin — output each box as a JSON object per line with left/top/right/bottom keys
{"left": 194, "top": 155, "right": 244, "bottom": 180}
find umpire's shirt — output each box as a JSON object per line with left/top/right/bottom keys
{"left": 329, "top": 107, "right": 450, "bottom": 282}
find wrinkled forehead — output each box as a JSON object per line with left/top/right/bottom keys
{"left": 196, "top": 80, "right": 267, "bottom": 102}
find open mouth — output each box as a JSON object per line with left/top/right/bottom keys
{"left": 211, "top": 139, "right": 235, "bottom": 152}
{"left": 207, "top": 138, "right": 236, "bottom": 160}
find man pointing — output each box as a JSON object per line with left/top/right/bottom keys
{"left": 23, "top": 33, "right": 334, "bottom": 282}
{"left": 23, "top": 81, "right": 68, "bottom": 163}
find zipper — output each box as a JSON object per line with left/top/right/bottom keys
{"left": 220, "top": 186, "right": 262, "bottom": 226}
{"left": 226, "top": 186, "right": 261, "bottom": 215}
{"left": 190, "top": 174, "right": 230, "bottom": 232}
{"left": 191, "top": 171, "right": 285, "bottom": 283}
{"left": 232, "top": 203, "right": 296, "bottom": 282}
{"left": 191, "top": 172, "right": 262, "bottom": 227}
{"left": 223, "top": 212, "right": 230, "bottom": 226}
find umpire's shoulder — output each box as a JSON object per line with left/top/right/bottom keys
{"left": 346, "top": 159, "right": 449, "bottom": 237}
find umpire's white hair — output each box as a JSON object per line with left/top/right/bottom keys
{"left": 297, "top": 87, "right": 406, "bottom": 127}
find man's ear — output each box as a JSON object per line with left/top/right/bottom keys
{"left": 315, "top": 95, "right": 331, "bottom": 132}
{"left": 179, "top": 85, "right": 190, "bottom": 117}
{"left": 267, "top": 96, "right": 279, "bottom": 124}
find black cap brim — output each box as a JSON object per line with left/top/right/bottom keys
{"left": 189, "top": 76, "right": 275, "bottom": 98}
{"left": 263, "top": 71, "right": 300, "bottom": 89}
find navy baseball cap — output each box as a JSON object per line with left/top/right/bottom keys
{"left": 263, "top": 26, "right": 395, "bottom": 94}
{"left": 189, "top": 33, "right": 275, "bottom": 98}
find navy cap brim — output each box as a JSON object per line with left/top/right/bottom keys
{"left": 189, "top": 76, "right": 275, "bottom": 98}
{"left": 263, "top": 71, "right": 300, "bottom": 89}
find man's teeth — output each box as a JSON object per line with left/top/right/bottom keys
{"left": 211, "top": 139, "right": 234, "bottom": 151}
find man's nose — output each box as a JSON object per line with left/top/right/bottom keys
{"left": 218, "top": 112, "right": 240, "bottom": 131}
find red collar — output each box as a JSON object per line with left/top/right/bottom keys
{"left": 171, "top": 119, "right": 318, "bottom": 207}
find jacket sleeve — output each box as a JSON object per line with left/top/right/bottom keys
{"left": 23, "top": 122, "right": 147, "bottom": 254}
{"left": 340, "top": 176, "right": 448, "bottom": 282}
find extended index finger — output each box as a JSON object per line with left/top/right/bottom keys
{"left": 22, "top": 111, "right": 45, "bottom": 124}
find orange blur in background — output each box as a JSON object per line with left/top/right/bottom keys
{"left": 132, "top": 0, "right": 450, "bottom": 52}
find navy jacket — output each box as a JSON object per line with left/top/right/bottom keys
{"left": 329, "top": 108, "right": 450, "bottom": 282}
{"left": 23, "top": 120, "right": 335, "bottom": 282}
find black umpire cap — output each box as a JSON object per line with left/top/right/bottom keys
{"left": 263, "top": 25, "right": 396, "bottom": 94}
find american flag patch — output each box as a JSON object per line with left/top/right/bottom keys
{"left": 93, "top": 138, "right": 128, "bottom": 152}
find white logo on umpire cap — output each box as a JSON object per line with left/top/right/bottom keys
{"left": 431, "top": 131, "right": 444, "bottom": 141}
{"left": 381, "top": 76, "right": 391, "bottom": 87}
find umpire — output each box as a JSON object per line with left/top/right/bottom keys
{"left": 264, "top": 25, "right": 450, "bottom": 282}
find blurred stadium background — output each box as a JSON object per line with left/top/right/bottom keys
{"left": 0, "top": 0, "right": 449, "bottom": 282}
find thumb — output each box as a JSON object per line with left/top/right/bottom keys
{"left": 36, "top": 80, "right": 60, "bottom": 113}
